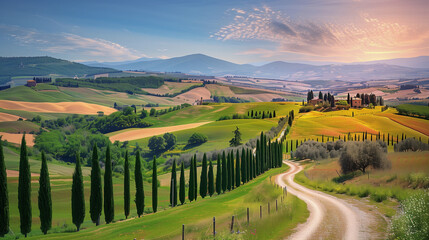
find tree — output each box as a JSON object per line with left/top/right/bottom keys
{"left": 38, "top": 152, "right": 52, "bottom": 234}
{"left": 187, "top": 133, "right": 208, "bottom": 146}
{"left": 193, "top": 155, "right": 198, "bottom": 201}
{"left": 104, "top": 145, "right": 114, "bottom": 224}
{"left": 241, "top": 148, "right": 246, "bottom": 184}
{"left": 140, "top": 109, "right": 148, "bottom": 119}
{"left": 124, "top": 151, "right": 130, "bottom": 219}
{"left": 347, "top": 93, "right": 350, "bottom": 104}
{"left": 18, "top": 134, "right": 31, "bottom": 237}
{"left": 226, "top": 153, "right": 231, "bottom": 191}
{"left": 208, "top": 160, "right": 214, "bottom": 197}
{"left": 235, "top": 149, "right": 240, "bottom": 188}
{"left": 188, "top": 157, "right": 194, "bottom": 201}
{"left": 149, "top": 108, "right": 156, "bottom": 116}
{"left": 148, "top": 136, "right": 166, "bottom": 153}
{"left": 216, "top": 154, "right": 222, "bottom": 195}
{"left": 152, "top": 156, "right": 158, "bottom": 213}
{"left": 200, "top": 154, "right": 208, "bottom": 198}
{"left": 135, "top": 152, "right": 145, "bottom": 217}
{"left": 229, "top": 127, "right": 242, "bottom": 147}
{"left": 170, "top": 160, "right": 177, "bottom": 207}
{"left": 179, "top": 162, "right": 185, "bottom": 205}
{"left": 339, "top": 141, "right": 390, "bottom": 174}
{"left": 0, "top": 138, "right": 9, "bottom": 237}
{"left": 72, "top": 153, "right": 85, "bottom": 231}
{"left": 273, "top": 110, "right": 276, "bottom": 118}
{"left": 163, "top": 133, "right": 176, "bottom": 150}
{"left": 90, "top": 145, "right": 102, "bottom": 226}
{"left": 221, "top": 151, "right": 227, "bottom": 192}
{"left": 319, "top": 91, "right": 323, "bottom": 99}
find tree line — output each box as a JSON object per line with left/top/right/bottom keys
{"left": 0, "top": 130, "right": 284, "bottom": 237}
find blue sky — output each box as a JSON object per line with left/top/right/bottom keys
{"left": 1, "top": 0, "right": 428, "bottom": 64}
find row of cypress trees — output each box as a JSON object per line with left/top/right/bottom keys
{"left": 168, "top": 131, "right": 284, "bottom": 207}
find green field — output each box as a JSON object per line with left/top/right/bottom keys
{"left": 396, "top": 104, "right": 429, "bottom": 119}
{"left": 0, "top": 121, "right": 40, "bottom": 133}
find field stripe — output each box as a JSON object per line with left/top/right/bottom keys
{"left": 109, "top": 121, "right": 212, "bottom": 142}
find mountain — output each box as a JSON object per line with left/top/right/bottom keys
{"left": 82, "top": 57, "right": 161, "bottom": 68}
{"left": 0, "top": 56, "right": 118, "bottom": 84}
{"left": 358, "top": 56, "right": 429, "bottom": 69}
{"left": 114, "top": 54, "right": 429, "bottom": 81}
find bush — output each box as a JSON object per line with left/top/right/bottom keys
{"left": 391, "top": 190, "right": 429, "bottom": 240}
{"left": 187, "top": 133, "right": 208, "bottom": 146}
{"left": 339, "top": 140, "right": 390, "bottom": 174}
{"left": 293, "top": 140, "right": 344, "bottom": 160}
{"left": 299, "top": 106, "right": 314, "bottom": 113}
{"left": 394, "top": 138, "right": 429, "bottom": 152}
{"left": 148, "top": 136, "right": 166, "bottom": 153}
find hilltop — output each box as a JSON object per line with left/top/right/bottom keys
{"left": 0, "top": 56, "right": 118, "bottom": 85}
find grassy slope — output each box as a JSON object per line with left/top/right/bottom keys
{"left": 17, "top": 165, "right": 308, "bottom": 240}
{"left": 0, "top": 121, "right": 40, "bottom": 133}
{"left": 288, "top": 107, "right": 429, "bottom": 142}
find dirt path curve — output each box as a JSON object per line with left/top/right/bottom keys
{"left": 276, "top": 161, "right": 368, "bottom": 240}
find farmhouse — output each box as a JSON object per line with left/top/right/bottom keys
{"left": 309, "top": 99, "right": 323, "bottom": 105}
{"left": 350, "top": 97, "right": 362, "bottom": 107}
{"left": 26, "top": 80, "right": 37, "bottom": 87}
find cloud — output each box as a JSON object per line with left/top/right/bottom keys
{"left": 1, "top": 25, "right": 145, "bottom": 61}
{"left": 214, "top": 7, "right": 429, "bottom": 61}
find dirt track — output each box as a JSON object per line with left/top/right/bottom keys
{"left": 276, "top": 161, "right": 386, "bottom": 239}
{"left": 0, "top": 100, "right": 117, "bottom": 115}
{"left": 109, "top": 121, "right": 212, "bottom": 142}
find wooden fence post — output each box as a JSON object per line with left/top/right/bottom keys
{"left": 182, "top": 224, "right": 185, "bottom": 240}
{"left": 247, "top": 208, "right": 249, "bottom": 225}
{"left": 230, "top": 216, "right": 235, "bottom": 233}
{"left": 276, "top": 199, "right": 278, "bottom": 211}
{"left": 213, "top": 217, "right": 216, "bottom": 237}
{"left": 260, "top": 205, "right": 262, "bottom": 219}
{"left": 268, "top": 202, "right": 270, "bottom": 215}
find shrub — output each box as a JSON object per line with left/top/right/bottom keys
{"left": 148, "top": 136, "right": 166, "bottom": 153}
{"left": 293, "top": 140, "right": 344, "bottom": 160}
{"left": 187, "top": 133, "right": 208, "bottom": 146}
{"left": 394, "top": 138, "right": 429, "bottom": 152}
{"left": 299, "top": 105, "right": 314, "bottom": 113}
{"left": 391, "top": 190, "right": 429, "bottom": 240}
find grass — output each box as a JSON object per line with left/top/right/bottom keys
{"left": 229, "top": 86, "right": 271, "bottom": 95}
{"left": 0, "top": 108, "right": 79, "bottom": 121}
{"left": 2, "top": 165, "right": 309, "bottom": 240}
{"left": 0, "top": 121, "right": 41, "bottom": 133}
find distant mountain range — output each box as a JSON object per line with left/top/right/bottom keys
{"left": 82, "top": 57, "right": 161, "bottom": 68}
{"left": 0, "top": 56, "right": 118, "bottom": 85}
{"left": 82, "top": 54, "right": 429, "bottom": 81}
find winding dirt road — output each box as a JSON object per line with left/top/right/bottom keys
{"left": 276, "top": 161, "right": 383, "bottom": 240}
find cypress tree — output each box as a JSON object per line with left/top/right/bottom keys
{"left": 18, "top": 134, "right": 31, "bottom": 237}
{"left": 0, "top": 137, "right": 9, "bottom": 237}
{"left": 170, "top": 160, "right": 177, "bottom": 206}
{"left": 221, "top": 151, "right": 227, "bottom": 192}
{"left": 249, "top": 149, "right": 254, "bottom": 180}
{"left": 38, "top": 152, "right": 52, "bottom": 234}
{"left": 104, "top": 145, "right": 114, "bottom": 224}
{"left": 193, "top": 155, "right": 198, "bottom": 201}
{"left": 152, "top": 156, "right": 158, "bottom": 213}
{"left": 72, "top": 153, "right": 85, "bottom": 231}
{"left": 135, "top": 151, "right": 145, "bottom": 217}
{"left": 235, "top": 149, "right": 240, "bottom": 188}
{"left": 200, "top": 154, "right": 207, "bottom": 198}
{"left": 226, "top": 153, "right": 231, "bottom": 191}
{"left": 208, "top": 160, "right": 214, "bottom": 197}
{"left": 247, "top": 149, "right": 251, "bottom": 182}
{"left": 230, "top": 152, "right": 234, "bottom": 190}
{"left": 188, "top": 158, "right": 194, "bottom": 201}
{"left": 179, "top": 162, "right": 185, "bottom": 205}
{"left": 216, "top": 154, "right": 222, "bottom": 195}
{"left": 124, "top": 151, "right": 130, "bottom": 219}
{"left": 241, "top": 148, "right": 246, "bottom": 184}
{"left": 90, "top": 145, "right": 102, "bottom": 226}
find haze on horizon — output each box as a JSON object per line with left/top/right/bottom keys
{"left": 0, "top": 0, "right": 428, "bottom": 64}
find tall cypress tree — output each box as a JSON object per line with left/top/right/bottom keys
{"left": 247, "top": 149, "right": 251, "bottom": 182}
{"left": 90, "top": 145, "right": 102, "bottom": 226}
{"left": 179, "top": 162, "right": 185, "bottom": 205}
{"left": 0, "top": 137, "right": 9, "bottom": 237}
{"left": 208, "top": 160, "right": 214, "bottom": 197}
{"left": 230, "top": 152, "right": 234, "bottom": 190}
{"left": 200, "top": 154, "right": 207, "bottom": 198}
{"left": 124, "top": 151, "right": 130, "bottom": 219}
{"left": 249, "top": 149, "right": 253, "bottom": 180}
{"left": 18, "top": 134, "right": 31, "bottom": 237}
{"left": 216, "top": 154, "right": 222, "bottom": 195}
{"left": 72, "top": 153, "right": 85, "bottom": 231}
{"left": 221, "top": 151, "right": 227, "bottom": 192}
{"left": 152, "top": 156, "right": 158, "bottom": 213}
{"left": 226, "top": 153, "right": 231, "bottom": 191}
{"left": 104, "top": 145, "right": 114, "bottom": 224}
{"left": 135, "top": 152, "right": 145, "bottom": 217}
{"left": 38, "top": 152, "right": 52, "bottom": 234}
{"left": 235, "top": 149, "right": 240, "bottom": 188}
{"left": 193, "top": 155, "right": 198, "bottom": 201}
{"left": 169, "top": 160, "right": 177, "bottom": 206}
{"left": 188, "top": 158, "right": 194, "bottom": 202}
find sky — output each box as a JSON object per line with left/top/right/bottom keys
{"left": 0, "top": 0, "right": 428, "bottom": 64}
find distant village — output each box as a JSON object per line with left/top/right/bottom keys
{"left": 306, "top": 90, "right": 384, "bottom": 110}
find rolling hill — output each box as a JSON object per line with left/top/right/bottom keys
{"left": 103, "top": 54, "right": 429, "bottom": 81}
{"left": 0, "top": 56, "right": 119, "bottom": 84}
